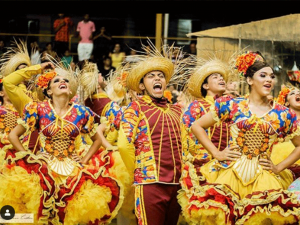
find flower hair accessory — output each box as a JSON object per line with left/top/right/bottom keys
{"left": 277, "top": 85, "right": 293, "bottom": 105}
{"left": 36, "top": 71, "right": 57, "bottom": 89}
{"left": 235, "top": 51, "right": 264, "bottom": 77}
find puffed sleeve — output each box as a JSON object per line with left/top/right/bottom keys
{"left": 279, "top": 107, "right": 300, "bottom": 142}
{"left": 210, "top": 95, "right": 233, "bottom": 125}
{"left": 181, "top": 100, "right": 205, "bottom": 157}
{"left": 17, "top": 101, "right": 39, "bottom": 148}
{"left": 81, "top": 106, "right": 98, "bottom": 138}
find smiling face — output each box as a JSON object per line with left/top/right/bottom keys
{"left": 202, "top": 73, "right": 226, "bottom": 96}
{"left": 247, "top": 66, "right": 275, "bottom": 97}
{"left": 47, "top": 75, "right": 70, "bottom": 98}
{"left": 287, "top": 88, "right": 300, "bottom": 111}
{"left": 139, "top": 70, "right": 166, "bottom": 98}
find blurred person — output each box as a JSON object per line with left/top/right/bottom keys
{"left": 0, "top": 39, "right": 6, "bottom": 58}
{"left": 223, "top": 79, "right": 240, "bottom": 97}
{"left": 98, "top": 55, "right": 115, "bottom": 80}
{"left": 76, "top": 14, "right": 96, "bottom": 68}
{"left": 61, "top": 48, "right": 73, "bottom": 68}
{"left": 53, "top": 13, "right": 74, "bottom": 58}
{"left": 42, "top": 42, "right": 59, "bottom": 61}
{"left": 93, "top": 26, "right": 112, "bottom": 64}
{"left": 109, "top": 43, "right": 126, "bottom": 70}
{"left": 187, "top": 42, "right": 197, "bottom": 55}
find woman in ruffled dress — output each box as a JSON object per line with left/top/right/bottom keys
{"left": 0, "top": 61, "right": 124, "bottom": 224}
{"left": 189, "top": 51, "right": 300, "bottom": 225}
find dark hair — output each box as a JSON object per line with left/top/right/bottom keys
{"left": 200, "top": 75, "right": 210, "bottom": 97}
{"left": 42, "top": 80, "right": 52, "bottom": 99}
{"left": 244, "top": 51, "right": 271, "bottom": 78}
{"left": 0, "top": 83, "right": 3, "bottom": 104}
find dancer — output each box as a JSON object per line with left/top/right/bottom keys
{"left": 80, "top": 61, "right": 136, "bottom": 225}
{"left": 117, "top": 41, "right": 191, "bottom": 225}
{"left": 178, "top": 54, "right": 233, "bottom": 224}
{"left": 271, "top": 84, "right": 300, "bottom": 179}
{"left": 190, "top": 51, "right": 300, "bottom": 225}
{"left": 0, "top": 78, "right": 21, "bottom": 165}
{"left": 0, "top": 60, "right": 123, "bottom": 224}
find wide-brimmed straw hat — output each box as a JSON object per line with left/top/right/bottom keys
{"left": 125, "top": 39, "right": 193, "bottom": 94}
{"left": 187, "top": 58, "right": 230, "bottom": 98}
{"left": 126, "top": 57, "right": 174, "bottom": 93}
{"left": 0, "top": 39, "right": 32, "bottom": 77}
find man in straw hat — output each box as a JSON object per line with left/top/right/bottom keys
{"left": 117, "top": 41, "right": 191, "bottom": 225}
{"left": 177, "top": 54, "right": 236, "bottom": 223}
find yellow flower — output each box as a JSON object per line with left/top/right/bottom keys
{"left": 265, "top": 113, "right": 280, "bottom": 130}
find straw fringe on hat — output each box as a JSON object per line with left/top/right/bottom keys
{"left": 34, "top": 54, "right": 79, "bottom": 101}
{"left": 78, "top": 61, "right": 99, "bottom": 101}
{"left": 187, "top": 50, "right": 237, "bottom": 98}
{"left": 105, "top": 64, "right": 132, "bottom": 105}
{"left": 125, "top": 39, "right": 194, "bottom": 93}
{"left": 0, "top": 38, "right": 31, "bottom": 77}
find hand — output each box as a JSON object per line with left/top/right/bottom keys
{"left": 41, "top": 62, "right": 55, "bottom": 72}
{"left": 72, "top": 153, "right": 82, "bottom": 163}
{"left": 214, "top": 145, "right": 241, "bottom": 161}
{"left": 259, "top": 156, "right": 280, "bottom": 174}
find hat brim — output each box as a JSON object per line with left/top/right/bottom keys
{"left": 126, "top": 57, "right": 174, "bottom": 93}
{"left": 187, "top": 60, "right": 229, "bottom": 98}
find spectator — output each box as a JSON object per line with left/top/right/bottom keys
{"left": 187, "top": 42, "right": 197, "bottom": 55}
{"left": 41, "top": 42, "right": 59, "bottom": 62}
{"left": 98, "top": 55, "right": 116, "bottom": 80}
{"left": 0, "top": 39, "right": 6, "bottom": 58}
{"left": 109, "top": 43, "right": 126, "bottom": 70}
{"left": 93, "top": 26, "right": 112, "bottom": 64}
{"left": 61, "top": 49, "right": 73, "bottom": 68}
{"left": 53, "top": 13, "right": 74, "bottom": 58}
{"left": 76, "top": 14, "right": 96, "bottom": 68}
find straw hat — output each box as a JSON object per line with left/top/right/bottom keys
{"left": 78, "top": 61, "right": 99, "bottom": 100}
{"left": 126, "top": 57, "right": 174, "bottom": 93}
{"left": 125, "top": 39, "right": 192, "bottom": 94}
{"left": 34, "top": 54, "right": 79, "bottom": 101}
{"left": 105, "top": 64, "right": 130, "bottom": 104}
{"left": 187, "top": 58, "right": 231, "bottom": 98}
{"left": 0, "top": 39, "right": 31, "bottom": 77}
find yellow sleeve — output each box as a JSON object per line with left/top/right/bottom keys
{"left": 3, "top": 64, "right": 42, "bottom": 116}
{"left": 117, "top": 126, "right": 136, "bottom": 175}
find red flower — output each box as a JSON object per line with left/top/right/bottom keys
{"left": 235, "top": 51, "right": 264, "bottom": 77}
{"left": 36, "top": 71, "right": 57, "bottom": 89}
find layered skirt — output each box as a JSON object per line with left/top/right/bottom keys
{"left": 0, "top": 148, "right": 124, "bottom": 225}
{"left": 178, "top": 156, "right": 300, "bottom": 225}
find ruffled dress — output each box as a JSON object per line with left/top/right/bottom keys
{"left": 0, "top": 100, "right": 124, "bottom": 225}
{"left": 178, "top": 95, "right": 300, "bottom": 225}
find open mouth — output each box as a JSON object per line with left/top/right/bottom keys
{"left": 218, "top": 82, "right": 225, "bottom": 86}
{"left": 153, "top": 83, "right": 162, "bottom": 91}
{"left": 263, "top": 84, "right": 271, "bottom": 89}
{"left": 296, "top": 95, "right": 300, "bottom": 102}
{"left": 59, "top": 84, "right": 67, "bottom": 89}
